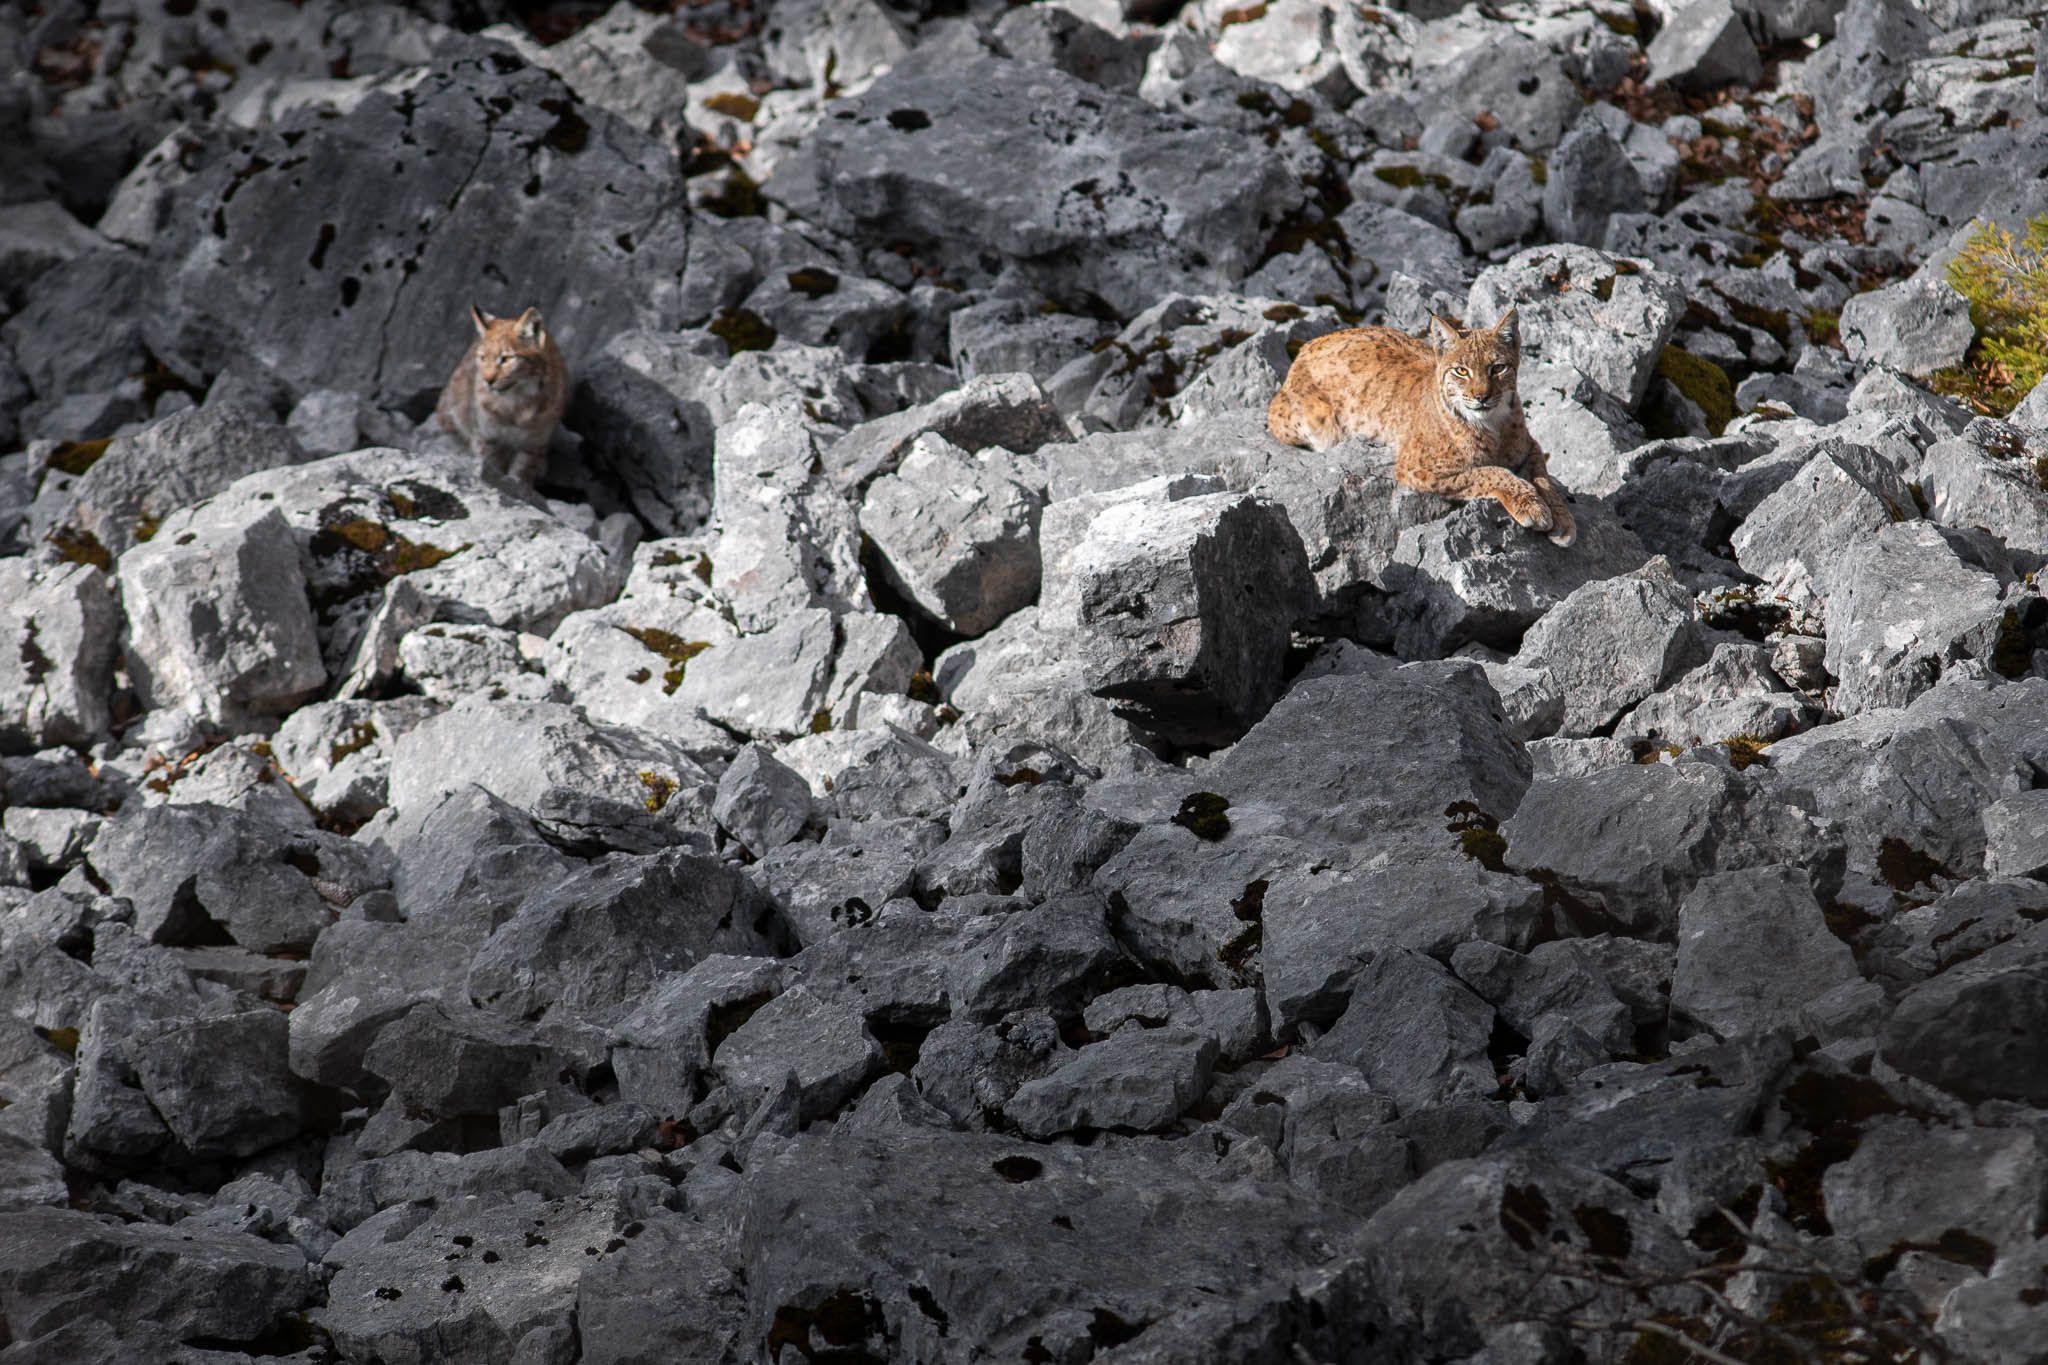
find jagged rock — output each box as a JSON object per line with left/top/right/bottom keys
{"left": 1315, "top": 948, "right": 1497, "bottom": 1112}
{"left": 1766, "top": 674, "right": 2048, "bottom": 884}
{"left": 1410, "top": 25, "right": 1580, "bottom": 153}
{"left": 828, "top": 372, "right": 1068, "bottom": 492}
{"left": 0, "top": 1133, "right": 65, "bottom": 1211}
{"left": 611, "top": 955, "right": 791, "bottom": 1113}
{"left": 0, "top": 559, "right": 118, "bottom": 751}
{"left": 1467, "top": 245, "right": 1685, "bottom": 410}
{"left": 681, "top": 607, "right": 840, "bottom": 741}
{"left": 1217, "top": 1055, "right": 1405, "bottom": 1212}
{"left": 1514, "top": 557, "right": 1703, "bottom": 736}
{"left": 1919, "top": 429, "right": 2048, "bottom": 562}
{"left": 1730, "top": 440, "right": 1918, "bottom": 614}
{"left": 362, "top": 1002, "right": 551, "bottom": 1121}
{"left": 0, "top": 1206, "right": 312, "bottom": 1349}
{"left": 1671, "top": 866, "right": 1865, "bottom": 1040}
{"left": 467, "top": 846, "right": 781, "bottom": 1027}
{"left": 322, "top": 1193, "right": 633, "bottom": 1363}
{"left": 1648, "top": 0, "right": 1763, "bottom": 91}
{"left": 1824, "top": 1118, "right": 2046, "bottom": 1262}
{"left": 712, "top": 744, "right": 814, "bottom": 859}
{"left": 396, "top": 621, "right": 548, "bottom": 706}
{"left": 711, "top": 983, "right": 884, "bottom": 1122}
{"left": 1623, "top": 641, "right": 1818, "bottom": 747}
{"left": 386, "top": 698, "right": 718, "bottom": 855}
{"left": 1504, "top": 762, "right": 1842, "bottom": 939}
{"left": 768, "top": 46, "right": 1300, "bottom": 314}
{"left": 1004, "top": 1025, "right": 1217, "bottom": 1137}
{"left": 708, "top": 400, "right": 870, "bottom": 634}
{"left": 1839, "top": 273, "right": 1976, "bottom": 378}
{"left": 1824, "top": 521, "right": 2006, "bottom": 715}
{"left": 1880, "top": 932, "right": 2048, "bottom": 1106}
{"left": 1541, "top": 124, "right": 1644, "bottom": 247}
{"left": 1042, "top": 485, "right": 1313, "bottom": 747}
{"left": 1984, "top": 790, "right": 2048, "bottom": 880}
{"left": 1381, "top": 499, "right": 1650, "bottom": 657}
{"left": 736, "top": 1125, "right": 1358, "bottom": 1361}
{"left": 129, "top": 1008, "right": 306, "bottom": 1159}
{"left": 860, "top": 434, "right": 1043, "bottom": 636}
{"left": 268, "top": 696, "right": 438, "bottom": 827}
{"left": 118, "top": 505, "right": 325, "bottom": 728}
{"left": 576, "top": 1214, "right": 748, "bottom": 1364}
{"left": 62, "top": 401, "right": 309, "bottom": 557}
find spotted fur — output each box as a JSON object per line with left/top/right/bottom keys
{"left": 435, "top": 305, "right": 569, "bottom": 488}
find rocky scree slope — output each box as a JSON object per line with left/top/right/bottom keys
{"left": 2, "top": 0, "right": 2048, "bottom": 1362}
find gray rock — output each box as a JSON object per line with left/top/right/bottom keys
{"left": 129, "top": 1008, "right": 306, "bottom": 1159}
{"left": 575, "top": 1213, "right": 747, "bottom": 1365}
{"left": 1044, "top": 487, "right": 1313, "bottom": 747}
{"left": 1504, "top": 762, "right": 1842, "bottom": 939}
{"left": 1671, "top": 866, "right": 1863, "bottom": 1040}
{"left": 1623, "top": 640, "right": 1817, "bottom": 748}
{"left": 949, "top": 301, "right": 1114, "bottom": 387}
{"left": 0, "top": 1206, "right": 311, "bottom": 1348}
{"left": 1467, "top": 245, "right": 1686, "bottom": 410}
{"left": 1839, "top": 273, "right": 1975, "bottom": 378}
{"left": 1515, "top": 557, "right": 1702, "bottom": 736}
{"left": 1314, "top": 948, "right": 1497, "bottom": 1112}
{"left": 711, "top": 983, "right": 884, "bottom": 1122}
{"left": 268, "top": 696, "right": 439, "bottom": 828}
{"left": 769, "top": 47, "right": 1300, "bottom": 314}
{"left": 712, "top": 744, "right": 814, "bottom": 858}
{"left": 1824, "top": 521, "right": 2006, "bottom": 715}
{"left": 707, "top": 400, "right": 870, "bottom": 634}
{"left": 117, "top": 504, "right": 325, "bottom": 729}
{"left": 1984, "top": 790, "right": 2048, "bottom": 879}
{"left": 0, "top": 559, "right": 118, "bottom": 751}
{"left": 1412, "top": 27, "right": 1580, "bottom": 153}
{"left": 321, "top": 1193, "right": 630, "bottom": 1363}
{"left": 611, "top": 954, "right": 791, "bottom": 1112}
{"left": 1648, "top": 0, "right": 1763, "bottom": 91}
{"left": 567, "top": 329, "right": 720, "bottom": 537}
{"left": 1880, "top": 931, "right": 2048, "bottom": 1106}
{"left": 681, "top": 607, "right": 840, "bottom": 741}
{"left": 468, "top": 846, "right": 780, "bottom": 1027}
{"left": 362, "top": 1002, "right": 552, "bottom": 1120}
{"left": 396, "top": 621, "right": 548, "bottom": 706}
{"left": 63, "top": 402, "right": 308, "bottom": 557}
{"left": 861, "top": 434, "right": 1044, "bottom": 636}
{"left": 1382, "top": 499, "right": 1650, "bottom": 657}
{"left": 387, "top": 698, "right": 718, "bottom": 855}
{"left": 1823, "top": 1117, "right": 2046, "bottom": 1261}
{"left": 1004, "top": 1024, "right": 1217, "bottom": 1137}
{"left": 736, "top": 1124, "right": 1357, "bottom": 1362}
{"left": 755, "top": 819, "right": 932, "bottom": 946}
{"left": 0, "top": 1133, "right": 65, "bottom": 1212}
{"left": 1920, "top": 430, "right": 2048, "bottom": 561}
{"left": 1541, "top": 124, "right": 1645, "bottom": 247}
{"left": 1730, "top": 440, "right": 1918, "bottom": 614}
{"left": 1362, "top": 1151, "right": 1687, "bottom": 1359}
{"left": 828, "top": 372, "right": 1068, "bottom": 492}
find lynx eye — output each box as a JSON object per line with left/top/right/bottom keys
{"left": 1452, "top": 366, "right": 1470, "bottom": 378}
{"left": 1490, "top": 363, "right": 1507, "bottom": 375}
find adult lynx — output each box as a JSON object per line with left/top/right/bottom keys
{"left": 435, "top": 305, "right": 569, "bottom": 488}
{"left": 1268, "top": 309, "right": 1575, "bottom": 547}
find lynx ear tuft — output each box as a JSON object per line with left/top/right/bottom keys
{"left": 470, "top": 304, "right": 492, "bottom": 335}
{"left": 1427, "top": 314, "right": 1461, "bottom": 352}
{"left": 1493, "top": 307, "right": 1520, "bottom": 351}
{"left": 515, "top": 307, "right": 546, "bottom": 344}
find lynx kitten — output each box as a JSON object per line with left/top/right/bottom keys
{"left": 1267, "top": 309, "right": 1575, "bottom": 547}
{"left": 435, "top": 305, "right": 569, "bottom": 488}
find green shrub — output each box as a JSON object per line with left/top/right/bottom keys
{"left": 1935, "top": 216, "right": 2048, "bottom": 414}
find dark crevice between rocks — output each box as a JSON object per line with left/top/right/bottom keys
{"left": 856, "top": 534, "right": 965, "bottom": 666}
{"left": 766, "top": 1289, "right": 891, "bottom": 1364}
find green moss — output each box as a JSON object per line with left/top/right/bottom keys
{"left": 1217, "top": 2, "right": 1268, "bottom": 28}
{"left": 1373, "top": 164, "right": 1450, "bottom": 192}
{"left": 46, "top": 525, "right": 111, "bottom": 570}
{"left": 328, "top": 721, "right": 378, "bottom": 766}
{"left": 638, "top": 770, "right": 677, "bottom": 813}
{"left": 622, "top": 627, "right": 710, "bottom": 695}
{"left": 1721, "top": 734, "right": 1771, "bottom": 770}
{"left": 133, "top": 513, "right": 160, "bottom": 543}
{"left": 1445, "top": 801, "right": 1507, "bottom": 871}
{"left": 906, "top": 670, "right": 943, "bottom": 704}
{"left": 708, "top": 307, "right": 776, "bottom": 356}
{"left": 701, "top": 91, "right": 759, "bottom": 122}
{"left": 810, "top": 708, "right": 832, "bottom": 734}
{"left": 1990, "top": 605, "right": 2038, "bottom": 678}
{"left": 1655, "top": 346, "right": 1736, "bottom": 436}
{"left": 786, "top": 267, "right": 839, "bottom": 298}
{"left": 1172, "top": 792, "right": 1231, "bottom": 842}
{"left": 35, "top": 1025, "right": 79, "bottom": 1056}
{"left": 1805, "top": 308, "right": 1841, "bottom": 347}
{"left": 390, "top": 538, "right": 468, "bottom": 574}
{"left": 1528, "top": 157, "right": 1547, "bottom": 186}
{"left": 44, "top": 437, "right": 112, "bottom": 477}
{"left": 1943, "top": 215, "right": 2048, "bottom": 413}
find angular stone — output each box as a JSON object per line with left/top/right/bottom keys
{"left": 712, "top": 744, "right": 814, "bottom": 859}
{"left": 467, "top": 847, "right": 781, "bottom": 1028}
{"left": 1881, "top": 935, "right": 2048, "bottom": 1106}
{"left": 681, "top": 607, "right": 839, "bottom": 742}
{"left": 711, "top": 983, "right": 884, "bottom": 1122}
{"left": 861, "top": 435, "right": 1043, "bottom": 637}
{"left": 1672, "top": 866, "right": 1863, "bottom": 1040}
{"left": 1839, "top": 272, "right": 1975, "bottom": 377}
{"left": 386, "top": 698, "right": 718, "bottom": 855}
{"left": 1541, "top": 124, "right": 1644, "bottom": 246}
{"left": 129, "top": 1008, "right": 306, "bottom": 1159}
{"left": 1824, "top": 521, "right": 2005, "bottom": 716}
{"left": 118, "top": 504, "right": 325, "bottom": 728}
{"left": 1515, "top": 557, "right": 1702, "bottom": 736}
{"left": 1919, "top": 431, "right": 2048, "bottom": 562}
{"left": 64, "top": 401, "right": 308, "bottom": 557}
{"left": 1823, "top": 1117, "right": 2046, "bottom": 1262}
{"left": 0, "top": 559, "right": 118, "bottom": 752}
{"left": 1005, "top": 1025, "right": 1217, "bottom": 1137}
{"left": 1647, "top": 0, "right": 1763, "bottom": 91}
{"left": 769, "top": 47, "right": 1300, "bottom": 315}
{"left": 1314, "top": 949, "right": 1497, "bottom": 1112}
{"left": 362, "top": 1002, "right": 551, "bottom": 1120}
{"left": 1984, "top": 790, "right": 2048, "bottom": 880}
{"left": 1730, "top": 441, "right": 1918, "bottom": 614}
{"left": 707, "top": 400, "right": 871, "bottom": 634}
{"left": 827, "top": 372, "right": 1068, "bottom": 492}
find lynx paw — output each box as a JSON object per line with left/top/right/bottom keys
{"left": 1547, "top": 508, "right": 1577, "bottom": 548}
{"left": 1507, "top": 497, "right": 1554, "bottom": 533}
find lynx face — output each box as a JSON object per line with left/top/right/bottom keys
{"left": 471, "top": 305, "right": 555, "bottom": 394}
{"left": 1427, "top": 310, "right": 1521, "bottom": 424}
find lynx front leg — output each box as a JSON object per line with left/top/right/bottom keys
{"left": 1532, "top": 474, "right": 1576, "bottom": 547}
{"left": 1267, "top": 383, "right": 1343, "bottom": 452}
{"left": 1412, "top": 465, "right": 1554, "bottom": 533}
